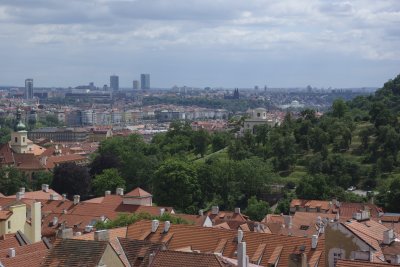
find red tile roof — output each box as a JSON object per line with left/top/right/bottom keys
{"left": 336, "top": 259, "right": 389, "bottom": 267}
{"left": 40, "top": 239, "right": 109, "bottom": 267}
{"left": 126, "top": 220, "right": 325, "bottom": 267}
{"left": 6, "top": 189, "right": 62, "bottom": 201}
{"left": 125, "top": 187, "right": 152, "bottom": 198}
{"left": 0, "top": 249, "right": 47, "bottom": 267}
{"left": 150, "top": 250, "right": 235, "bottom": 267}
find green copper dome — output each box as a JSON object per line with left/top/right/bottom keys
{"left": 15, "top": 120, "right": 26, "bottom": 131}
{"left": 14, "top": 108, "right": 27, "bottom": 132}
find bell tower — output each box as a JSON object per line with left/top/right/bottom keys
{"left": 10, "top": 109, "right": 29, "bottom": 154}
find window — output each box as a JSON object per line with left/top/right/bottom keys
{"left": 23, "top": 137, "right": 25, "bottom": 142}
{"left": 8, "top": 221, "right": 11, "bottom": 229}
{"left": 257, "top": 113, "right": 261, "bottom": 117}
{"left": 15, "top": 137, "right": 17, "bottom": 143}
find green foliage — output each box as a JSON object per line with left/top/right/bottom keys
{"left": 95, "top": 212, "right": 190, "bottom": 230}
{"left": 244, "top": 196, "right": 271, "bottom": 221}
{"left": 32, "top": 171, "right": 53, "bottom": 191}
{"left": 92, "top": 169, "right": 125, "bottom": 196}
{"left": 191, "top": 129, "right": 209, "bottom": 157}
{"left": 153, "top": 159, "right": 201, "bottom": 213}
{"left": 52, "top": 163, "right": 91, "bottom": 199}
{"left": 0, "top": 167, "right": 27, "bottom": 195}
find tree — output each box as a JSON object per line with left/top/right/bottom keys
{"left": 92, "top": 168, "right": 125, "bottom": 196}
{"left": 191, "top": 130, "right": 209, "bottom": 157}
{"left": 296, "top": 175, "right": 330, "bottom": 200}
{"left": 332, "top": 99, "right": 348, "bottom": 118}
{"left": 244, "top": 196, "right": 271, "bottom": 221}
{"left": 0, "top": 167, "right": 27, "bottom": 195}
{"left": 32, "top": 171, "right": 53, "bottom": 191}
{"left": 211, "top": 132, "right": 230, "bottom": 152}
{"left": 52, "top": 163, "right": 91, "bottom": 199}
{"left": 153, "top": 159, "right": 201, "bottom": 213}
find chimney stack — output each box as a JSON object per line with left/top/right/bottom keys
{"left": 235, "top": 207, "right": 241, "bottom": 214}
{"left": 62, "top": 194, "right": 67, "bottom": 201}
{"left": 238, "top": 241, "right": 249, "bottom": 267}
{"left": 311, "top": 234, "right": 318, "bottom": 249}
{"left": 284, "top": 215, "right": 293, "bottom": 229}
{"left": 149, "top": 252, "right": 155, "bottom": 267}
{"left": 50, "top": 193, "right": 59, "bottom": 201}
{"left": 73, "top": 195, "right": 80, "bottom": 205}
{"left": 237, "top": 229, "right": 243, "bottom": 243}
{"left": 19, "top": 187, "right": 25, "bottom": 194}
{"left": 383, "top": 229, "right": 394, "bottom": 245}
{"left": 8, "top": 248, "right": 16, "bottom": 258}
{"left": 94, "top": 230, "right": 109, "bottom": 241}
{"left": 52, "top": 216, "right": 58, "bottom": 226}
{"left": 42, "top": 184, "right": 49, "bottom": 192}
{"left": 116, "top": 187, "right": 124, "bottom": 196}
{"left": 164, "top": 221, "right": 171, "bottom": 233}
{"left": 211, "top": 206, "right": 219, "bottom": 215}
{"left": 301, "top": 253, "right": 308, "bottom": 267}
{"left": 160, "top": 208, "right": 165, "bottom": 216}
{"left": 16, "top": 192, "right": 23, "bottom": 201}
{"left": 199, "top": 209, "right": 204, "bottom": 216}
{"left": 151, "top": 220, "right": 159, "bottom": 233}
{"left": 105, "top": 190, "right": 111, "bottom": 196}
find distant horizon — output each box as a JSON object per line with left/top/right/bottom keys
{"left": 0, "top": 1, "right": 399, "bottom": 88}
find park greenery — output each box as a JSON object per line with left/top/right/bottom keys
{"left": 1, "top": 74, "right": 400, "bottom": 218}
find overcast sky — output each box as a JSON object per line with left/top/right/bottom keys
{"left": 0, "top": 0, "right": 399, "bottom": 88}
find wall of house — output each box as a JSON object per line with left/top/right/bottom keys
{"left": 99, "top": 244, "right": 125, "bottom": 267}
{"left": 7, "top": 204, "right": 27, "bottom": 234}
{"left": 123, "top": 197, "right": 152, "bottom": 206}
{"left": 325, "top": 222, "right": 371, "bottom": 267}
{"left": 24, "top": 201, "right": 41, "bottom": 243}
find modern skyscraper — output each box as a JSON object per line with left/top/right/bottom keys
{"left": 25, "top": 79, "right": 34, "bottom": 99}
{"left": 110, "top": 75, "right": 119, "bottom": 91}
{"left": 132, "top": 80, "right": 140, "bottom": 90}
{"left": 140, "top": 74, "right": 150, "bottom": 90}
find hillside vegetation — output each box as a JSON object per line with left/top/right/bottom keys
{"left": 89, "top": 74, "right": 400, "bottom": 215}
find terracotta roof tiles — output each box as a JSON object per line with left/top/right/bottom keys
{"left": 125, "top": 188, "right": 152, "bottom": 198}
{"left": 126, "top": 220, "right": 325, "bottom": 267}
{"left": 336, "top": 259, "right": 389, "bottom": 267}
{"left": 150, "top": 250, "right": 235, "bottom": 267}
{"left": 40, "top": 239, "right": 108, "bottom": 267}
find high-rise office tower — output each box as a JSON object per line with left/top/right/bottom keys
{"left": 110, "top": 75, "right": 119, "bottom": 91}
{"left": 132, "top": 80, "right": 140, "bottom": 90}
{"left": 140, "top": 74, "right": 150, "bottom": 90}
{"left": 25, "top": 79, "right": 34, "bottom": 99}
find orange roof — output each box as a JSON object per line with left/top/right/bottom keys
{"left": 336, "top": 259, "right": 389, "bottom": 267}
{"left": 126, "top": 220, "right": 325, "bottom": 267}
{"left": 73, "top": 227, "right": 128, "bottom": 267}
{"left": 0, "top": 240, "right": 48, "bottom": 258}
{"left": 150, "top": 250, "right": 234, "bottom": 267}
{"left": 45, "top": 154, "right": 86, "bottom": 169}
{"left": 0, "top": 211, "right": 12, "bottom": 220}
{"left": 6, "top": 189, "right": 62, "bottom": 201}
{"left": 0, "top": 249, "right": 47, "bottom": 267}
{"left": 125, "top": 187, "right": 152, "bottom": 198}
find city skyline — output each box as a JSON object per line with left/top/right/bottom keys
{"left": 0, "top": 1, "right": 399, "bottom": 88}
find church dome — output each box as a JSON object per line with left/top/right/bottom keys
{"left": 15, "top": 120, "right": 26, "bottom": 131}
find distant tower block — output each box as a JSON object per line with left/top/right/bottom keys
{"left": 140, "top": 74, "right": 150, "bottom": 90}
{"left": 133, "top": 80, "right": 140, "bottom": 90}
{"left": 25, "top": 79, "right": 34, "bottom": 99}
{"left": 110, "top": 75, "right": 119, "bottom": 91}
